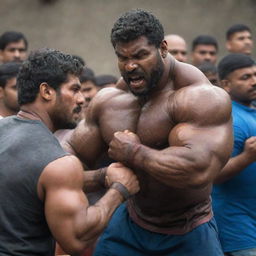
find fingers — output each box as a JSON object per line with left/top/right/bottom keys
{"left": 246, "top": 136, "right": 256, "bottom": 144}
{"left": 245, "top": 137, "right": 256, "bottom": 149}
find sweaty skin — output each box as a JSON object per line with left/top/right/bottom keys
{"left": 66, "top": 48, "right": 232, "bottom": 233}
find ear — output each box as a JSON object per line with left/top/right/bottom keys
{"left": 226, "top": 41, "right": 231, "bottom": 51}
{"left": 160, "top": 40, "right": 168, "bottom": 58}
{"left": 39, "top": 82, "right": 56, "bottom": 101}
{"left": 220, "top": 79, "right": 231, "bottom": 93}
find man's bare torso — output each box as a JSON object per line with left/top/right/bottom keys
{"left": 69, "top": 61, "right": 232, "bottom": 233}
{"left": 86, "top": 86, "right": 211, "bottom": 231}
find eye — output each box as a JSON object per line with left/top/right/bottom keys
{"left": 170, "top": 50, "right": 178, "bottom": 55}
{"left": 137, "top": 52, "right": 147, "bottom": 58}
{"left": 241, "top": 74, "right": 250, "bottom": 80}
{"left": 72, "top": 86, "right": 80, "bottom": 92}
{"left": 117, "top": 53, "right": 128, "bottom": 62}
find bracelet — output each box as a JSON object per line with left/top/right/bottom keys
{"left": 110, "top": 182, "right": 131, "bottom": 201}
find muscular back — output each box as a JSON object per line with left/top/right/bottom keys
{"left": 68, "top": 60, "right": 233, "bottom": 231}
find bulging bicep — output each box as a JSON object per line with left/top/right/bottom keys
{"left": 68, "top": 118, "right": 104, "bottom": 167}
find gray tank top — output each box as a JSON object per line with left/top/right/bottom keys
{"left": 0, "top": 116, "right": 68, "bottom": 256}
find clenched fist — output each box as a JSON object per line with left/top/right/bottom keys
{"left": 106, "top": 162, "right": 140, "bottom": 196}
{"left": 108, "top": 130, "right": 141, "bottom": 164}
{"left": 243, "top": 136, "right": 256, "bottom": 162}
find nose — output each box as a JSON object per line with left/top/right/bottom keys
{"left": 14, "top": 49, "right": 21, "bottom": 59}
{"left": 82, "top": 91, "right": 90, "bottom": 100}
{"left": 252, "top": 75, "right": 256, "bottom": 85}
{"left": 204, "top": 53, "right": 212, "bottom": 60}
{"left": 125, "top": 60, "right": 138, "bottom": 72}
{"left": 77, "top": 91, "right": 85, "bottom": 105}
{"left": 177, "top": 53, "right": 185, "bottom": 62}
{"left": 245, "top": 38, "right": 250, "bottom": 43}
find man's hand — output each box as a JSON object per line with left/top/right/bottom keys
{"left": 105, "top": 162, "right": 140, "bottom": 196}
{"left": 243, "top": 136, "right": 256, "bottom": 162}
{"left": 108, "top": 130, "right": 141, "bottom": 164}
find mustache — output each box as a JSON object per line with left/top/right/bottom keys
{"left": 124, "top": 69, "right": 144, "bottom": 77}
{"left": 248, "top": 85, "right": 256, "bottom": 93}
{"left": 73, "top": 105, "right": 82, "bottom": 114}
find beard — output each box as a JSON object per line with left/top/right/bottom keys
{"left": 52, "top": 110, "right": 79, "bottom": 130}
{"left": 5, "top": 101, "right": 20, "bottom": 113}
{"left": 54, "top": 116, "right": 77, "bottom": 130}
{"left": 53, "top": 97, "right": 82, "bottom": 130}
{"left": 122, "top": 52, "right": 164, "bottom": 97}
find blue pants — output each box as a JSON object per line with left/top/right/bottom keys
{"left": 94, "top": 203, "right": 224, "bottom": 256}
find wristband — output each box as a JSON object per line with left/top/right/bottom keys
{"left": 111, "top": 182, "right": 131, "bottom": 201}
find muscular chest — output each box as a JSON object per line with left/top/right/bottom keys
{"left": 99, "top": 94, "right": 175, "bottom": 148}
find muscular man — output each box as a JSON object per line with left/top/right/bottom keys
{"left": 164, "top": 34, "right": 188, "bottom": 62}
{"left": 64, "top": 9, "right": 233, "bottom": 255}
{"left": 0, "top": 62, "right": 21, "bottom": 118}
{"left": 213, "top": 53, "right": 256, "bottom": 256}
{"left": 0, "top": 31, "right": 28, "bottom": 63}
{"left": 0, "top": 48, "right": 139, "bottom": 256}
{"left": 226, "top": 24, "right": 253, "bottom": 56}
{"left": 191, "top": 35, "right": 218, "bottom": 67}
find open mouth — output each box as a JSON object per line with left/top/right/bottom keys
{"left": 129, "top": 76, "right": 145, "bottom": 88}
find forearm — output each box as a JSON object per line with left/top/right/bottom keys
{"left": 214, "top": 152, "right": 254, "bottom": 184}
{"left": 83, "top": 168, "right": 106, "bottom": 192}
{"left": 127, "top": 143, "right": 208, "bottom": 189}
{"left": 57, "top": 187, "right": 125, "bottom": 254}
{"left": 74, "top": 187, "right": 125, "bottom": 249}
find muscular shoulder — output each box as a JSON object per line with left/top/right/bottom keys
{"left": 87, "top": 86, "right": 135, "bottom": 120}
{"left": 39, "top": 155, "right": 84, "bottom": 191}
{"left": 170, "top": 84, "right": 232, "bottom": 126}
{"left": 173, "top": 61, "right": 210, "bottom": 89}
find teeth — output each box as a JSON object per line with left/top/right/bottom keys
{"left": 130, "top": 77, "right": 142, "bottom": 81}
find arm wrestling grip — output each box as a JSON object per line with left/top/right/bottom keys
{"left": 110, "top": 182, "right": 131, "bottom": 201}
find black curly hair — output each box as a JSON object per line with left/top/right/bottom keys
{"left": 17, "top": 48, "right": 83, "bottom": 105}
{"left": 111, "top": 9, "right": 164, "bottom": 48}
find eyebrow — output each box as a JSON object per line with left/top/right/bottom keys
{"left": 116, "top": 48, "right": 149, "bottom": 57}
{"left": 72, "top": 83, "right": 81, "bottom": 89}
{"left": 6, "top": 47, "right": 26, "bottom": 50}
